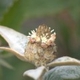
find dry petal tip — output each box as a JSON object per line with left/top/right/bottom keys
{"left": 50, "top": 29, "right": 54, "bottom": 33}
{"left": 28, "top": 32, "right": 31, "bottom": 36}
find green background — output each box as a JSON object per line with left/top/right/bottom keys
{"left": 0, "top": 0, "right": 80, "bottom": 80}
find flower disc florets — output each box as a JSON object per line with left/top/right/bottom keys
{"left": 25, "top": 25, "right": 57, "bottom": 67}
{"left": 28, "top": 25, "right": 56, "bottom": 48}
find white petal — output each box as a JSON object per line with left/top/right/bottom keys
{"left": 0, "top": 25, "right": 29, "bottom": 54}
{"left": 47, "top": 56, "right": 80, "bottom": 67}
{"left": 23, "top": 66, "right": 46, "bottom": 80}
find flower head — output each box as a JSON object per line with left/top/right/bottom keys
{"left": 25, "top": 24, "right": 57, "bottom": 67}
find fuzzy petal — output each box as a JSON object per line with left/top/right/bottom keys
{"left": 0, "top": 25, "right": 29, "bottom": 55}
{"left": 23, "top": 66, "right": 46, "bottom": 80}
{"left": 47, "top": 56, "right": 80, "bottom": 67}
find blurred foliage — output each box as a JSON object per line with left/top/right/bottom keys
{"left": 0, "top": 0, "right": 80, "bottom": 80}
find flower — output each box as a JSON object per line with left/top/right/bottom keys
{"left": 0, "top": 25, "right": 80, "bottom": 80}
{"left": 24, "top": 25, "right": 57, "bottom": 67}
{"left": 0, "top": 25, "right": 57, "bottom": 67}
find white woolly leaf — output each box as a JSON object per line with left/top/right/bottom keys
{"left": 0, "top": 26, "right": 29, "bottom": 61}
{"left": 43, "top": 66, "right": 80, "bottom": 80}
{"left": 47, "top": 56, "right": 80, "bottom": 67}
{"left": 23, "top": 66, "right": 46, "bottom": 80}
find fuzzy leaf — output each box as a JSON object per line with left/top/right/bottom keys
{"left": 0, "top": 26, "right": 29, "bottom": 61}
{"left": 43, "top": 66, "right": 80, "bottom": 80}
{"left": 23, "top": 66, "right": 46, "bottom": 80}
{"left": 47, "top": 56, "right": 80, "bottom": 67}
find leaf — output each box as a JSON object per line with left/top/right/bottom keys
{"left": 0, "top": 0, "right": 16, "bottom": 20}
{"left": 43, "top": 66, "right": 80, "bottom": 80}
{"left": 47, "top": 56, "right": 80, "bottom": 67}
{"left": 0, "top": 51, "right": 13, "bottom": 58}
{"left": 23, "top": 57, "right": 80, "bottom": 80}
{"left": 0, "top": 25, "right": 29, "bottom": 61}
{"left": 0, "top": 0, "right": 70, "bottom": 29}
{"left": 0, "top": 58, "right": 13, "bottom": 69}
{"left": 23, "top": 66, "right": 46, "bottom": 80}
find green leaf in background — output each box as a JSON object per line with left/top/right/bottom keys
{"left": 0, "top": 0, "right": 16, "bottom": 20}
{"left": 0, "top": 0, "right": 73, "bottom": 30}
{"left": 0, "top": 0, "right": 80, "bottom": 80}
{"left": 0, "top": 59, "right": 13, "bottom": 69}
{"left": 0, "top": 66, "right": 2, "bottom": 80}
{"left": 0, "top": 0, "right": 80, "bottom": 30}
